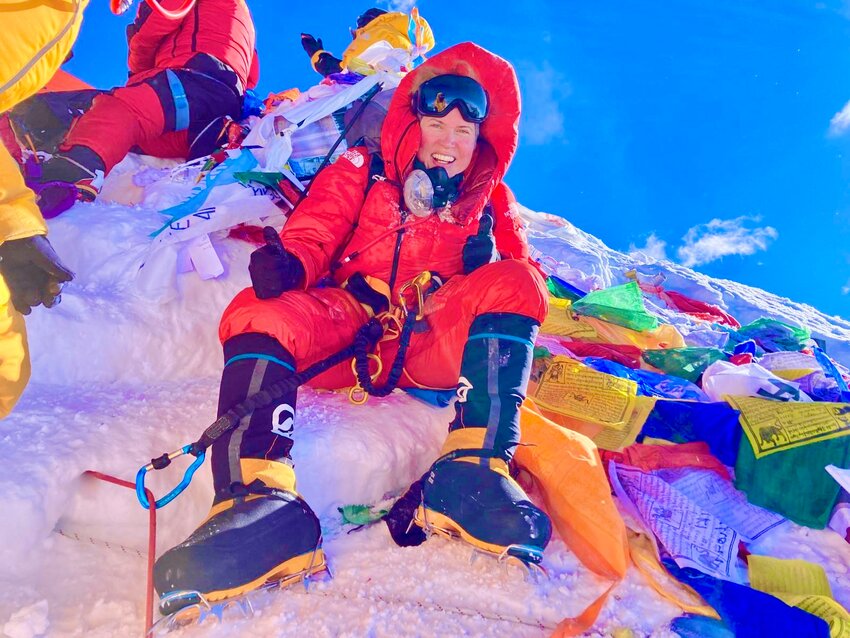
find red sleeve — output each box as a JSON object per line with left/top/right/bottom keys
{"left": 490, "top": 182, "right": 529, "bottom": 260}
{"left": 126, "top": 0, "right": 188, "bottom": 75}
{"left": 246, "top": 50, "right": 260, "bottom": 90}
{"left": 280, "top": 148, "right": 370, "bottom": 286}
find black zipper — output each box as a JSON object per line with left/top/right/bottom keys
{"left": 191, "top": 2, "right": 200, "bottom": 52}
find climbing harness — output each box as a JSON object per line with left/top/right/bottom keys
{"left": 348, "top": 271, "right": 434, "bottom": 404}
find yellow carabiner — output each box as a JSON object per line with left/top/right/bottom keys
{"left": 348, "top": 384, "right": 369, "bottom": 405}
{"left": 398, "top": 271, "right": 432, "bottom": 320}
{"left": 376, "top": 309, "right": 404, "bottom": 342}
{"left": 347, "top": 354, "right": 383, "bottom": 405}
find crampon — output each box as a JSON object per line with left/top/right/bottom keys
{"left": 150, "top": 546, "right": 330, "bottom": 634}
{"left": 413, "top": 503, "right": 548, "bottom": 582}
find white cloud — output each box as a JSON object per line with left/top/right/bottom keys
{"left": 628, "top": 233, "right": 668, "bottom": 262}
{"left": 676, "top": 216, "right": 778, "bottom": 267}
{"left": 843, "top": 281, "right": 850, "bottom": 295}
{"left": 829, "top": 100, "right": 850, "bottom": 137}
{"left": 382, "top": 0, "right": 416, "bottom": 12}
{"left": 515, "top": 61, "right": 571, "bottom": 145}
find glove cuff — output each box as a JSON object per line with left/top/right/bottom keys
{"left": 310, "top": 50, "right": 329, "bottom": 72}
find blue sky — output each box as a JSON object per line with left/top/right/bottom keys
{"left": 66, "top": 0, "right": 850, "bottom": 318}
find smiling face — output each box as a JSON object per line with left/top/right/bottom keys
{"left": 416, "top": 107, "right": 479, "bottom": 177}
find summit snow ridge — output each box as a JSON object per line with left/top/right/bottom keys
{"left": 520, "top": 207, "right": 850, "bottom": 365}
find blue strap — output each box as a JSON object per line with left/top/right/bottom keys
{"left": 150, "top": 149, "right": 258, "bottom": 237}
{"left": 407, "top": 13, "right": 423, "bottom": 67}
{"left": 224, "top": 353, "right": 295, "bottom": 372}
{"left": 407, "top": 14, "right": 417, "bottom": 49}
{"left": 166, "top": 69, "right": 190, "bottom": 131}
{"left": 467, "top": 332, "right": 534, "bottom": 348}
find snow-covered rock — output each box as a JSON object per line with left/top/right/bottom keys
{"left": 1, "top": 158, "right": 848, "bottom": 636}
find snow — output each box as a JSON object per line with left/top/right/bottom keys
{"left": 523, "top": 210, "right": 850, "bottom": 366}
{"left": 1, "top": 155, "right": 849, "bottom": 637}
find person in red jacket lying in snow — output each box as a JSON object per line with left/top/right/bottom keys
{"left": 31, "top": 0, "right": 258, "bottom": 217}
{"left": 152, "top": 42, "right": 552, "bottom": 616}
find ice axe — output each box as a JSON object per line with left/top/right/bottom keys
{"left": 110, "top": 0, "right": 197, "bottom": 20}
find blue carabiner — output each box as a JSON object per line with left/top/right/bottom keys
{"left": 135, "top": 444, "right": 206, "bottom": 510}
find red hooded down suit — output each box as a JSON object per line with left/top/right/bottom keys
{"left": 61, "top": 0, "right": 257, "bottom": 172}
{"left": 220, "top": 43, "right": 548, "bottom": 392}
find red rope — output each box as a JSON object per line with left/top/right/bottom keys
{"left": 83, "top": 470, "right": 157, "bottom": 637}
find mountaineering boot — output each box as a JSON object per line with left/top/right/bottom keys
{"left": 416, "top": 313, "right": 552, "bottom": 560}
{"left": 25, "top": 145, "right": 105, "bottom": 218}
{"left": 154, "top": 334, "right": 325, "bottom": 617}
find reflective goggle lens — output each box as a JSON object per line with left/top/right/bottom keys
{"left": 415, "top": 74, "right": 489, "bottom": 124}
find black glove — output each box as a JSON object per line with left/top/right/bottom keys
{"left": 383, "top": 475, "right": 427, "bottom": 547}
{"left": 0, "top": 235, "right": 74, "bottom": 315}
{"left": 300, "top": 33, "right": 324, "bottom": 58}
{"left": 249, "top": 226, "right": 305, "bottom": 299}
{"left": 462, "top": 212, "right": 499, "bottom": 275}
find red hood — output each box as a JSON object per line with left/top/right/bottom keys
{"left": 381, "top": 42, "right": 521, "bottom": 224}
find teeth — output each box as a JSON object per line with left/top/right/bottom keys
{"left": 432, "top": 153, "right": 455, "bottom": 163}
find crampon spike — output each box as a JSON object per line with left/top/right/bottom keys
{"left": 498, "top": 544, "right": 548, "bottom": 582}
{"left": 150, "top": 545, "right": 329, "bottom": 634}
{"left": 415, "top": 504, "right": 548, "bottom": 581}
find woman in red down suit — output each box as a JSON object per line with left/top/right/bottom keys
{"left": 153, "top": 42, "right": 552, "bottom": 616}
{"left": 32, "top": 0, "right": 258, "bottom": 215}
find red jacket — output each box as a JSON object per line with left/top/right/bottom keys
{"left": 281, "top": 42, "right": 530, "bottom": 296}
{"left": 127, "top": 0, "right": 257, "bottom": 89}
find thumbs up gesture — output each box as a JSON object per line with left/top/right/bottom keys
{"left": 248, "top": 226, "right": 305, "bottom": 299}
{"left": 462, "top": 212, "right": 499, "bottom": 275}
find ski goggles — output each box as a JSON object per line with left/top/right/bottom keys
{"left": 413, "top": 74, "right": 489, "bottom": 124}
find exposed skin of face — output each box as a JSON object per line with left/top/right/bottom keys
{"left": 416, "top": 107, "right": 479, "bottom": 177}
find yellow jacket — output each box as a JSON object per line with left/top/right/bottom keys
{"left": 0, "top": 0, "right": 88, "bottom": 114}
{"left": 342, "top": 11, "right": 434, "bottom": 75}
{"left": 0, "top": 0, "right": 88, "bottom": 417}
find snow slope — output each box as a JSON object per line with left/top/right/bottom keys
{"left": 1, "top": 156, "right": 849, "bottom": 637}
{"left": 522, "top": 210, "right": 850, "bottom": 366}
